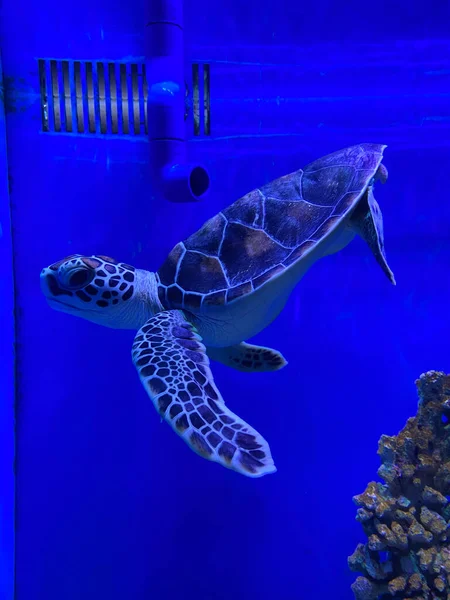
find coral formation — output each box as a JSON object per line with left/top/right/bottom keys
{"left": 349, "top": 371, "right": 450, "bottom": 599}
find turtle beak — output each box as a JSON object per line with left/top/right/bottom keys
{"left": 40, "top": 269, "right": 80, "bottom": 315}
{"left": 40, "top": 268, "right": 73, "bottom": 300}
{"left": 40, "top": 268, "right": 52, "bottom": 297}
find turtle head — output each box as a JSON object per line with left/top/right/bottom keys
{"left": 40, "top": 254, "right": 158, "bottom": 329}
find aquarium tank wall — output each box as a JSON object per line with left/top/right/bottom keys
{"left": 0, "top": 0, "right": 449, "bottom": 599}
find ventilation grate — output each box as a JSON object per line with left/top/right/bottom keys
{"left": 38, "top": 59, "right": 211, "bottom": 137}
{"left": 192, "top": 63, "right": 210, "bottom": 136}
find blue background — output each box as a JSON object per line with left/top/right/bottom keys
{"left": 0, "top": 56, "right": 15, "bottom": 600}
{"left": 1, "top": 1, "right": 449, "bottom": 599}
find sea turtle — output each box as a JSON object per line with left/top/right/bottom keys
{"left": 40, "top": 143, "right": 395, "bottom": 478}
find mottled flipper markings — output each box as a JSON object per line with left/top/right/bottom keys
{"left": 207, "top": 343, "right": 287, "bottom": 373}
{"left": 132, "top": 310, "right": 276, "bottom": 477}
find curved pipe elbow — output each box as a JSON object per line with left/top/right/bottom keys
{"left": 159, "top": 162, "right": 210, "bottom": 203}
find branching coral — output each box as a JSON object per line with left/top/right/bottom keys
{"left": 349, "top": 371, "right": 450, "bottom": 599}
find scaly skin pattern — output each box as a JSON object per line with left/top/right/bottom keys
{"left": 132, "top": 310, "right": 276, "bottom": 477}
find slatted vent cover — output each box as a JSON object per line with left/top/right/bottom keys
{"left": 38, "top": 60, "right": 210, "bottom": 137}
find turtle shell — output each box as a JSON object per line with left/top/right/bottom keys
{"left": 157, "top": 143, "right": 386, "bottom": 311}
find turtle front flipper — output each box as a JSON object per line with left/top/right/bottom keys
{"left": 207, "top": 343, "right": 287, "bottom": 373}
{"left": 350, "top": 186, "right": 396, "bottom": 285}
{"left": 132, "top": 310, "right": 276, "bottom": 477}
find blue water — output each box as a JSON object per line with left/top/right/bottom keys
{"left": 1, "top": 0, "right": 449, "bottom": 599}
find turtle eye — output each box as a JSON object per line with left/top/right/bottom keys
{"left": 61, "top": 267, "right": 94, "bottom": 290}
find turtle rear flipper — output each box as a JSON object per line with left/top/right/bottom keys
{"left": 207, "top": 343, "right": 287, "bottom": 373}
{"left": 132, "top": 309, "right": 276, "bottom": 477}
{"left": 350, "top": 186, "right": 396, "bottom": 285}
